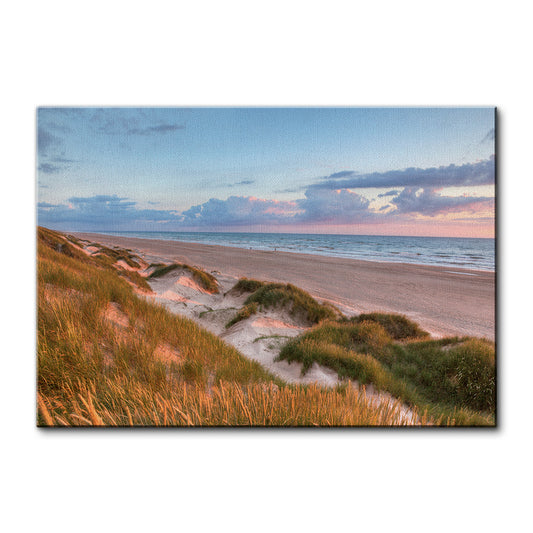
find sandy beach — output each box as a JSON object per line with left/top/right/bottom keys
{"left": 74, "top": 232, "right": 495, "bottom": 341}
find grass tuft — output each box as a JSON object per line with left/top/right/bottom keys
{"left": 148, "top": 262, "right": 219, "bottom": 293}
{"left": 226, "top": 303, "right": 258, "bottom": 328}
{"left": 231, "top": 278, "right": 266, "bottom": 293}
{"left": 347, "top": 312, "right": 430, "bottom": 340}
{"left": 227, "top": 282, "right": 337, "bottom": 327}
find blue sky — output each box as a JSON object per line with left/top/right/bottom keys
{"left": 37, "top": 107, "right": 495, "bottom": 237}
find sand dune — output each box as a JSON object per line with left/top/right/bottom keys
{"left": 145, "top": 263, "right": 417, "bottom": 422}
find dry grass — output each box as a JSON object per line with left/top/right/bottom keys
{"left": 37, "top": 381, "right": 421, "bottom": 426}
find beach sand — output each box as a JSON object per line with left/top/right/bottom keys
{"left": 75, "top": 232, "right": 495, "bottom": 341}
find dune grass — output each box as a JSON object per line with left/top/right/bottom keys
{"left": 148, "top": 262, "right": 219, "bottom": 293}
{"left": 147, "top": 263, "right": 182, "bottom": 278}
{"left": 277, "top": 318, "right": 495, "bottom": 425}
{"left": 225, "top": 302, "right": 258, "bottom": 328}
{"left": 346, "top": 312, "right": 430, "bottom": 340}
{"left": 94, "top": 244, "right": 141, "bottom": 268}
{"left": 226, "top": 280, "right": 338, "bottom": 327}
{"left": 230, "top": 278, "right": 266, "bottom": 294}
{"left": 118, "top": 269, "right": 153, "bottom": 292}
{"left": 38, "top": 226, "right": 427, "bottom": 426}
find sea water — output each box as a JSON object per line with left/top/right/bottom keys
{"left": 95, "top": 231, "right": 495, "bottom": 272}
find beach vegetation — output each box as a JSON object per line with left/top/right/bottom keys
{"left": 227, "top": 282, "right": 338, "bottom": 327}
{"left": 277, "top": 318, "right": 495, "bottom": 425}
{"left": 230, "top": 278, "right": 266, "bottom": 294}
{"left": 226, "top": 303, "right": 258, "bottom": 328}
{"left": 148, "top": 262, "right": 219, "bottom": 293}
{"left": 118, "top": 269, "right": 153, "bottom": 292}
{"left": 345, "top": 312, "right": 430, "bottom": 340}
{"left": 93, "top": 244, "right": 142, "bottom": 268}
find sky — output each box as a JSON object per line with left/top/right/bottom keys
{"left": 37, "top": 107, "right": 495, "bottom": 237}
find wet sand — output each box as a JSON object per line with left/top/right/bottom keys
{"left": 75, "top": 232, "right": 495, "bottom": 340}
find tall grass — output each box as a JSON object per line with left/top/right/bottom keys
{"left": 37, "top": 381, "right": 420, "bottom": 427}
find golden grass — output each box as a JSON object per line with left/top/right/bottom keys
{"left": 38, "top": 380, "right": 419, "bottom": 426}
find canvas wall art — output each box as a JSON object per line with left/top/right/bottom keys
{"left": 37, "top": 107, "right": 496, "bottom": 426}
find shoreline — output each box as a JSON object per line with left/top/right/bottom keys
{"left": 74, "top": 231, "right": 496, "bottom": 340}
{"left": 81, "top": 230, "right": 495, "bottom": 273}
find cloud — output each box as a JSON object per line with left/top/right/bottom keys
{"left": 38, "top": 194, "right": 184, "bottom": 230}
{"left": 390, "top": 187, "right": 495, "bottom": 216}
{"left": 38, "top": 163, "right": 62, "bottom": 174}
{"left": 178, "top": 185, "right": 494, "bottom": 228}
{"left": 312, "top": 157, "right": 495, "bottom": 190}
{"left": 296, "top": 188, "right": 372, "bottom": 223}
{"left": 50, "top": 156, "right": 77, "bottom": 164}
{"left": 378, "top": 190, "right": 400, "bottom": 198}
{"left": 181, "top": 196, "right": 299, "bottom": 227}
{"left": 126, "top": 123, "right": 186, "bottom": 135}
{"left": 327, "top": 170, "right": 360, "bottom": 179}
{"left": 275, "top": 187, "right": 302, "bottom": 193}
{"left": 37, "top": 121, "right": 75, "bottom": 174}
{"left": 88, "top": 109, "right": 185, "bottom": 136}
{"left": 37, "top": 126, "right": 62, "bottom": 156}
{"left": 211, "top": 179, "right": 256, "bottom": 189}
{"left": 38, "top": 185, "right": 495, "bottom": 232}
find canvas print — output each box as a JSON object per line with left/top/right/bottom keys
{"left": 37, "top": 107, "right": 496, "bottom": 427}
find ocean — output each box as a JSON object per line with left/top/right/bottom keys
{"left": 93, "top": 231, "right": 495, "bottom": 272}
